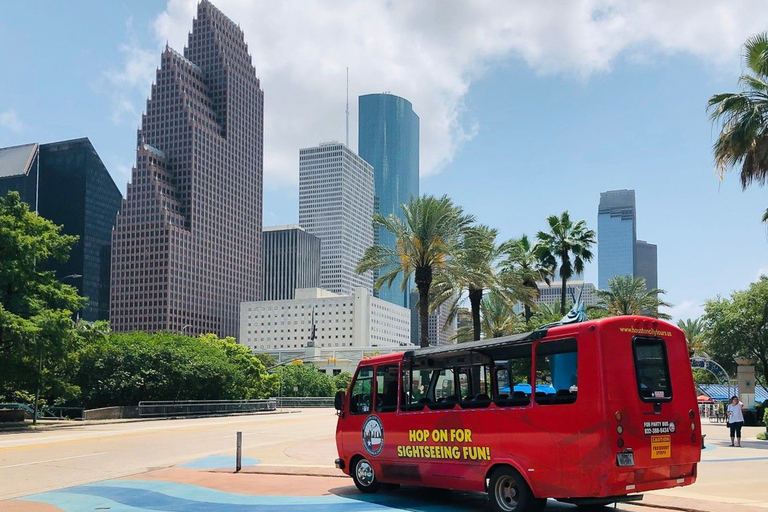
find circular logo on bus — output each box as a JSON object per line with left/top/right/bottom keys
{"left": 362, "top": 415, "right": 384, "bottom": 456}
{"left": 668, "top": 422, "right": 676, "bottom": 433}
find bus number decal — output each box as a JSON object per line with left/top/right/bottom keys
{"left": 362, "top": 415, "right": 384, "bottom": 456}
{"left": 396, "top": 429, "right": 492, "bottom": 461}
{"left": 651, "top": 435, "right": 671, "bottom": 459}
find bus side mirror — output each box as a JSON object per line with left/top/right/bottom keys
{"left": 334, "top": 390, "right": 345, "bottom": 411}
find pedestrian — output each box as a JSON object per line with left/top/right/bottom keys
{"left": 726, "top": 395, "right": 744, "bottom": 447}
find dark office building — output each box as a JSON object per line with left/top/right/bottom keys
{"left": 0, "top": 138, "right": 123, "bottom": 321}
{"left": 110, "top": 0, "right": 264, "bottom": 337}
{"left": 262, "top": 225, "right": 320, "bottom": 300}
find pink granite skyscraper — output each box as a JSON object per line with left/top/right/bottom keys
{"left": 110, "top": 0, "right": 263, "bottom": 337}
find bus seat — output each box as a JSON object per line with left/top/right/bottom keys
{"left": 470, "top": 393, "right": 491, "bottom": 408}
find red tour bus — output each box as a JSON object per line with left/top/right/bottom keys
{"left": 334, "top": 315, "right": 701, "bottom": 512}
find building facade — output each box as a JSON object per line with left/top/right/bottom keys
{"left": 534, "top": 281, "right": 598, "bottom": 308}
{"left": 428, "top": 299, "right": 458, "bottom": 346}
{"left": 597, "top": 189, "right": 658, "bottom": 291}
{"left": 110, "top": 0, "right": 263, "bottom": 337}
{"left": 262, "top": 225, "right": 320, "bottom": 300}
{"left": 239, "top": 287, "right": 411, "bottom": 352}
{"left": 635, "top": 239, "right": 658, "bottom": 290}
{"left": 298, "top": 143, "right": 374, "bottom": 296}
{"left": 0, "top": 139, "right": 122, "bottom": 321}
{"left": 358, "top": 93, "right": 419, "bottom": 308}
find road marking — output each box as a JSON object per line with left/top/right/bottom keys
{"left": 0, "top": 451, "right": 109, "bottom": 469}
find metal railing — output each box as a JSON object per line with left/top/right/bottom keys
{"left": 0, "top": 403, "right": 84, "bottom": 420}
{"left": 275, "top": 397, "right": 335, "bottom": 408}
{"left": 138, "top": 399, "right": 276, "bottom": 417}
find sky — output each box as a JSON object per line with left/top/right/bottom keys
{"left": 2, "top": 0, "right": 768, "bottom": 323}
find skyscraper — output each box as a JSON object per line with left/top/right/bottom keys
{"left": 597, "top": 189, "right": 658, "bottom": 291}
{"left": 298, "top": 143, "right": 374, "bottom": 296}
{"left": 358, "top": 93, "right": 419, "bottom": 308}
{"left": 0, "top": 138, "right": 122, "bottom": 321}
{"left": 262, "top": 225, "right": 320, "bottom": 300}
{"left": 110, "top": 0, "right": 263, "bottom": 337}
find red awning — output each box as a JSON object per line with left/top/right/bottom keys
{"left": 697, "top": 394, "right": 715, "bottom": 402}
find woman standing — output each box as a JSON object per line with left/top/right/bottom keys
{"left": 726, "top": 396, "right": 745, "bottom": 447}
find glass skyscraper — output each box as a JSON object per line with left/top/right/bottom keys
{"left": 110, "top": 0, "right": 263, "bottom": 337}
{"left": 0, "top": 138, "right": 122, "bottom": 321}
{"left": 358, "top": 93, "right": 419, "bottom": 308}
{"left": 597, "top": 189, "right": 658, "bottom": 291}
{"left": 262, "top": 225, "right": 320, "bottom": 301}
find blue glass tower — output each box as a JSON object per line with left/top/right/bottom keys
{"left": 598, "top": 189, "right": 658, "bottom": 293}
{"left": 598, "top": 190, "right": 636, "bottom": 290}
{"left": 358, "top": 93, "right": 419, "bottom": 308}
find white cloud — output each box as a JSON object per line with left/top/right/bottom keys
{"left": 662, "top": 300, "right": 705, "bottom": 325}
{"left": 0, "top": 109, "right": 23, "bottom": 133}
{"left": 112, "top": 0, "right": 768, "bottom": 186}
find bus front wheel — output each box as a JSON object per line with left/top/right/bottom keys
{"left": 489, "top": 467, "right": 546, "bottom": 512}
{"left": 351, "top": 456, "right": 381, "bottom": 493}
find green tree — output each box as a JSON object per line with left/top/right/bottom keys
{"left": 0, "top": 191, "right": 85, "bottom": 404}
{"left": 75, "top": 332, "right": 276, "bottom": 408}
{"left": 535, "top": 211, "right": 595, "bottom": 315}
{"left": 276, "top": 362, "right": 335, "bottom": 397}
{"left": 332, "top": 371, "right": 352, "bottom": 392}
{"left": 591, "top": 275, "right": 672, "bottom": 320}
{"left": 677, "top": 317, "right": 706, "bottom": 357}
{"left": 703, "top": 277, "right": 768, "bottom": 392}
{"left": 432, "top": 224, "right": 501, "bottom": 341}
{"left": 356, "top": 195, "right": 474, "bottom": 347}
{"left": 708, "top": 33, "right": 768, "bottom": 194}
{"left": 499, "top": 234, "right": 552, "bottom": 324}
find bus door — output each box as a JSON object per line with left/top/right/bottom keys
{"left": 524, "top": 337, "right": 593, "bottom": 497}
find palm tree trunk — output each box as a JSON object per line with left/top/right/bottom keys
{"left": 560, "top": 270, "right": 567, "bottom": 315}
{"left": 524, "top": 304, "right": 532, "bottom": 324}
{"left": 415, "top": 266, "right": 432, "bottom": 348}
{"left": 468, "top": 286, "right": 483, "bottom": 341}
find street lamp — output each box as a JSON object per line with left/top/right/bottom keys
{"left": 181, "top": 324, "right": 192, "bottom": 335}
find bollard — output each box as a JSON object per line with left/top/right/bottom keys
{"left": 236, "top": 431, "right": 242, "bottom": 472}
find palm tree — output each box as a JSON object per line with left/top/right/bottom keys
{"left": 499, "top": 234, "right": 552, "bottom": 324}
{"left": 677, "top": 317, "right": 706, "bottom": 356}
{"left": 591, "top": 275, "right": 672, "bottom": 320}
{"left": 450, "top": 292, "right": 521, "bottom": 342}
{"left": 708, "top": 32, "right": 768, "bottom": 190}
{"left": 431, "top": 224, "right": 501, "bottom": 341}
{"left": 356, "top": 195, "right": 474, "bottom": 348}
{"left": 535, "top": 211, "right": 596, "bottom": 315}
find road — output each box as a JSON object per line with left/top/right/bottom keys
{"left": 0, "top": 409, "right": 337, "bottom": 500}
{"left": 1, "top": 410, "right": 766, "bottom": 512}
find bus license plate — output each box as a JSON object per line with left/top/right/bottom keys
{"left": 616, "top": 452, "right": 635, "bottom": 467}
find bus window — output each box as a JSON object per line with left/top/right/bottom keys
{"left": 376, "top": 365, "right": 399, "bottom": 413}
{"left": 495, "top": 343, "right": 533, "bottom": 406}
{"left": 435, "top": 368, "right": 457, "bottom": 401}
{"left": 349, "top": 366, "right": 373, "bottom": 415}
{"left": 535, "top": 338, "right": 577, "bottom": 405}
{"left": 633, "top": 337, "right": 672, "bottom": 401}
{"left": 458, "top": 368, "right": 471, "bottom": 401}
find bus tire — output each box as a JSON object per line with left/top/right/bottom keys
{"left": 489, "top": 467, "right": 546, "bottom": 512}
{"left": 351, "top": 456, "right": 381, "bottom": 493}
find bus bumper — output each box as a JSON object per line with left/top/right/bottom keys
{"left": 335, "top": 458, "right": 345, "bottom": 470}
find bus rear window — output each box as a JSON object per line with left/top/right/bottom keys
{"left": 633, "top": 337, "right": 672, "bottom": 401}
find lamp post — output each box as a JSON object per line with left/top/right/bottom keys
{"left": 181, "top": 324, "right": 192, "bottom": 335}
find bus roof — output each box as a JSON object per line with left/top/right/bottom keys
{"left": 404, "top": 328, "right": 547, "bottom": 362}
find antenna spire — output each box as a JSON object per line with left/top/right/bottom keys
{"left": 345, "top": 67, "right": 349, "bottom": 147}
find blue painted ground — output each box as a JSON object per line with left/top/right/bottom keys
{"left": 177, "top": 455, "right": 260, "bottom": 469}
{"left": 20, "top": 479, "right": 484, "bottom": 512}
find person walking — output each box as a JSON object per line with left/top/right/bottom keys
{"left": 726, "top": 395, "right": 744, "bottom": 447}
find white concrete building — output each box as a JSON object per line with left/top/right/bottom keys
{"left": 239, "top": 287, "right": 411, "bottom": 352}
{"left": 299, "top": 142, "right": 374, "bottom": 296}
{"left": 535, "top": 280, "right": 598, "bottom": 308}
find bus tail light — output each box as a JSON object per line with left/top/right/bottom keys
{"left": 617, "top": 438, "right": 625, "bottom": 448}
{"left": 616, "top": 449, "right": 634, "bottom": 467}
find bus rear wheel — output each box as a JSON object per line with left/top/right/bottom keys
{"left": 489, "top": 467, "right": 546, "bottom": 512}
{"left": 351, "top": 456, "right": 381, "bottom": 493}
